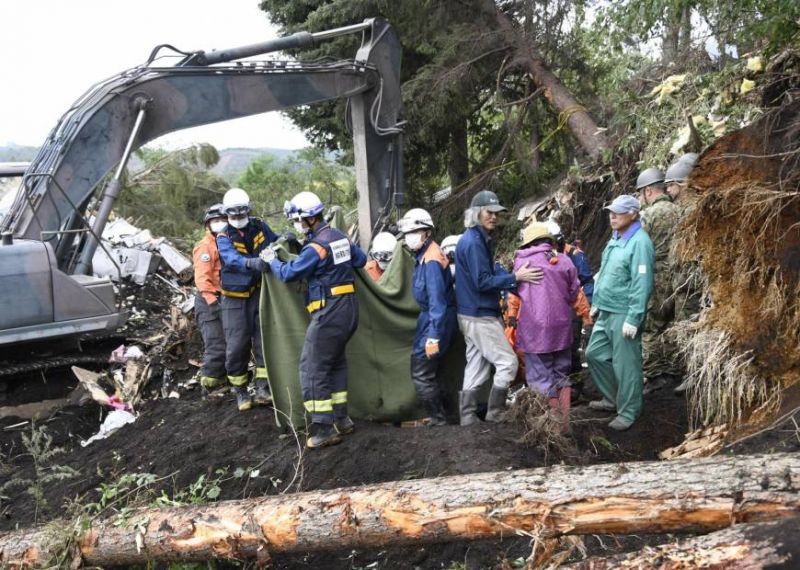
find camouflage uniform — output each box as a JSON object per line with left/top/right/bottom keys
{"left": 640, "top": 194, "right": 682, "bottom": 380}
{"left": 669, "top": 200, "right": 703, "bottom": 322}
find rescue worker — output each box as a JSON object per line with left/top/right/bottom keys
{"left": 216, "top": 187, "right": 278, "bottom": 411}
{"left": 398, "top": 209, "right": 457, "bottom": 426}
{"left": 638, "top": 168, "right": 683, "bottom": 393}
{"left": 665, "top": 154, "right": 696, "bottom": 207}
{"left": 586, "top": 195, "right": 654, "bottom": 431}
{"left": 365, "top": 231, "right": 397, "bottom": 281}
{"left": 441, "top": 234, "right": 461, "bottom": 278}
{"left": 664, "top": 154, "right": 702, "bottom": 392}
{"left": 455, "top": 190, "right": 543, "bottom": 426}
{"left": 513, "top": 222, "right": 582, "bottom": 432}
{"left": 264, "top": 191, "right": 367, "bottom": 448}
{"left": 192, "top": 203, "right": 228, "bottom": 390}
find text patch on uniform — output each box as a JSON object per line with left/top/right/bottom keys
{"left": 329, "top": 239, "right": 352, "bottom": 265}
{"left": 638, "top": 265, "right": 647, "bottom": 274}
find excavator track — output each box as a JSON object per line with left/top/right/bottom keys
{"left": 0, "top": 353, "right": 110, "bottom": 378}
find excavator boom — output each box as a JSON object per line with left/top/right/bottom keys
{"left": 0, "top": 18, "right": 403, "bottom": 346}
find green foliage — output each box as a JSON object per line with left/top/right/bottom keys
{"left": 0, "top": 424, "right": 79, "bottom": 521}
{"left": 236, "top": 147, "right": 356, "bottom": 231}
{"left": 118, "top": 144, "right": 227, "bottom": 246}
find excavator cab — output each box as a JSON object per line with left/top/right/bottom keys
{"left": 0, "top": 19, "right": 404, "bottom": 347}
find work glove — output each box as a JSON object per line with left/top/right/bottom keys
{"left": 246, "top": 257, "right": 268, "bottom": 273}
{"left": 507, "top": 316, "right": 517, "bottom": 329}
{"left": 425, "top": 338, "right": 440, "bottom": 359}
{"left": 259, "top": 247, "right": 277, "bottom": 264}
{"left": 621, "top": 322, "right": 638, "bottom": 339}
{"left": 589, "top": 306, "right": 599, "bottom": 320}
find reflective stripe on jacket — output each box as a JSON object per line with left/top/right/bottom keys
{"left": 217, "top": 217, "right": 277, "bottom": 297}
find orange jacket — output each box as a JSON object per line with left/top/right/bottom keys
{"left": 365, "top": 259, "right": 384, "bottom": 281}
{"left": 193, "top": 232, "right": 222, "bottom": 305}
{"left": 504, "top": 287, "right": 592, "bottom": 346}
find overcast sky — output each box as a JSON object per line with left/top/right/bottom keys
{"left": 0, "top": 0, "right": 309, "bottom": 150}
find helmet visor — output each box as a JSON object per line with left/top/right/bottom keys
{"left": 225, "top": 205, "right": 250, "bottom": 217}
{"left": 370, "top": 250, "right": 393, "bottom": 263}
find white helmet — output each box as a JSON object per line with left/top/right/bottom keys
{"left": 222, "top": 187, "right": 251, "bottom": 215}
{"left": 441, "top": 234, "right": 461, "bottom": 255}
{"left": 284, "top": 191, "right": 324, "bottom": 221}
{"left": 398, "top": 208, "right": 434, "bottom": 234}
{"left": 370, "top": 232, "right": 397, "bottom": 255}
{"left": 545, "top": 220, "right": 562, "bottom": 237}
{"left": 370, "top": 232, "right": 397, "bottom": 265}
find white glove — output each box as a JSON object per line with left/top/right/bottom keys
{"left": 259, "top": 247, "right": 276, "bottom": 263}
{"left": 622, "top": 322, "right": 638, "bottom": 339}
{"left": 589, "top": 306, "right": 599, "bottom": 320}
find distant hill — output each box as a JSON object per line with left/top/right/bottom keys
{"left": 0, "top": 144, "right": 38, "bottom": 162}
{"left": 212, "top": 147, "right": 299, "bottom": 181}
{"left": 0, "top": 144, "right": 301, "bottom": 182}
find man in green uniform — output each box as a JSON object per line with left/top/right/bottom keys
{"left": 637, "top": 168, "right": 683, "bottom": 392}
{"left": 665, "top": 155, "right": 703, "bottom": 392}
{"left": 586, "top": 195, "right": 654, "bottom": 431}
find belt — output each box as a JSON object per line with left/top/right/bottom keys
{"left": 306, "top": 284, "right": 355, "bottom": 313}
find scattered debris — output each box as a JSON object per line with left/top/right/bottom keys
{"left": 80, "top": 409, "right": 137, "bottom": 447}
{"left": 659, "top": 425, "right": 728, "bottom": 460}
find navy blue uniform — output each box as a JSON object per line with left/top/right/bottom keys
{"left": 410, "top": 240, "right": 457, "bottom": 406}
{"left": 455, "top": 226, "right": 516, "bottom": 317}
{"left": 270, "top": 223, "right": 367, "bottom": 425}
{"left": 217, "top": 218, "right": 278, "bottom": 386}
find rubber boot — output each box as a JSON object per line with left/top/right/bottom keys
{"left": 484, "top": 386, "right": 509, "bottom": 423}
{"left": 557, "top": 387, "right": 572, "bottom": 434}
{"left": 459, "top": 390, "right": 480, "bottom": 426}
{"left": 334, "top": 416, "right": 355, "bottom": 435}
{"left": 422, "top": 397, "right": 447, "bottom": 426}
{"left": 233, "top": 385, "right": 252, "bottom": 412}
{"left": 306, "top": 423, "right": 342, "bottom": 449}
{"left": 253, "top": 377, "right": 272, "bottom": 405}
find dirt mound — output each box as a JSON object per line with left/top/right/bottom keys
{"left": 678, "top": 99, "right": 800, "bottom": 428}
{"left": 0, "top": 380, "right": 689, "bottom": 568}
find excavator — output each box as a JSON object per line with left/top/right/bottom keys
{"left": 0, "top": 18, "right": 404, "bottom": 351}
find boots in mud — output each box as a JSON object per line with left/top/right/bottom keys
{"left": 422, "top": 396, "right": 447, "bottom": 426}
{"left": 459, "top": 390, "right": 480, "bottom": 426}
{"left": 484, "top": 385, "right": 509, "bottom": 423}
{"left": 306, "top": 423, "right": 343, "bottom": 449}
{"left": 233, "top": 385, "right": 252, "bottom": 412}
{"left": 253, "top": 377, "right": 272, "bottom": 405}
{"left": 548, "top": 387, "right": 572, "bottom": 434}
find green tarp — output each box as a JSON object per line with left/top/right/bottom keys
{"left": 260, "top": 213, "right": 465, "bottom": 427}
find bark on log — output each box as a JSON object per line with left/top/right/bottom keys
{"left": 1, "top": 453, "right": 799, "bottom": 567}
{"left": 492, "top": 6, "right": 610, "bottom": 159}
{"left": 565, "top": 517, "right": 800, "bottom": 569}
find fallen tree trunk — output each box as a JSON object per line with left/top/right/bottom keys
{"left": 1, "top": 453, "right": 799, "bottom": 567}
{"left": 565, "top": 518, "right": 800, "bottom": 569}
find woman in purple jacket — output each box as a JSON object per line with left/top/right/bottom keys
{"left": 514, "top": 222, "right": 581, "bottom": 432}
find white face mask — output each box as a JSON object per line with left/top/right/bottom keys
{"left": 405, "top": 232, "right": 425, "bottom": 251}
{"left": 209, "top": 220, "right": 228, "bottom": 234}
{"left": 450, "top": 265, "right": 456, "bottom": 278}
{"left": 228, "top": 216, "right": 248, "bottom": 229}
{"left": 293, "top": 221, "right": 306, "bottom": 234}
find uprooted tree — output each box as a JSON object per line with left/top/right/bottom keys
{"left": 1, "top": 453, "right": 798, "bottom": 567}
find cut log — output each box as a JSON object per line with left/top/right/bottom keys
{"left": 565, "top": 518, "right": 800, "bottom": 569}
{"left": 1, "top": 453, "right": 798, "bottom": 567}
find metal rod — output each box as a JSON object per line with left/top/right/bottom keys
{"left": 192, "top": 20, "right": 372, "bottom": 66}
{"left": 75, "top": 103, "right": 148, "bottom": 275}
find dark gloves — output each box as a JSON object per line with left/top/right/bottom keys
{"left": 507, "top": 316, "right": 517, "bottom": 329}
{"left": 245, "top": 257, "right": 268, "bottom": 273}
{"left": 282, "top": 231, "right": 299, "bottom": 246}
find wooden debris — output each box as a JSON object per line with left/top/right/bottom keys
{"left": 659, "top": 425, "right": 728, "bottom": 460}
{"left": 0, "top": 453, "right": 798, "bottom": 567}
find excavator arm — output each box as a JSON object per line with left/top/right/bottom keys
{"left": 0, "top": 18, "right": 403, "bottom": 345}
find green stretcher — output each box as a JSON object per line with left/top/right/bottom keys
{"left": 259, "top": 211, "right": 465, "bottom": 427}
